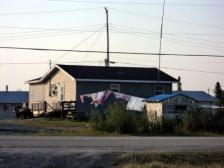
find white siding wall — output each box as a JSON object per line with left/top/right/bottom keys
{"left": 29, "top": 69, "right": 76, "bottom": 109}
{"left": 29, "top": 84, "right": 46, "bottom": 108}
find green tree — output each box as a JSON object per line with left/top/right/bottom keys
{"left": 214, "top": 82, "right": 224, "bottom": 105}
{"left": 177, "top": 76, "right": 182, "bottom": 91}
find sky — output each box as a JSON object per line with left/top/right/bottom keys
{"left": 0, "top": 0, "right": 224, "bottom": 94}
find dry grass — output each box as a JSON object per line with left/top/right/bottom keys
{"left": 122, "top": 162, "right": 223, "bottom": 168}
{"left": 116, "top": 152, "right": 224, "bottom": 168}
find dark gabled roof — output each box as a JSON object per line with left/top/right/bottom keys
{"left": 57, "top": 64, "right": 177, "bottom": 82}
{"left": 173, "top": 91, "right": 216, "bottom": 102}
{"left": 0, "top": 91, "right": 29, "bottom": 104}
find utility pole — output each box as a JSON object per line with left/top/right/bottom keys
{"left": 158, "top": 0, "right": 166, "bottom": 81}
{"left": 49, "top": 60, "right": 52, "bottom": 70}
{"left": 105, "top": 7, "right": 110, "bottom": 67}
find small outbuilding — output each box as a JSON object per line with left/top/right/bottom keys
{"left": 145, "top": 91, "right": 216, "bottom": 119}
{"left": 173, "top": 91, "right": 217, "bottom": 107}
{"left": 145, "top": 93, "right": 197, "bottom": 119}
{"left": 0, "top": 90, "right": 29, "bottom": 120}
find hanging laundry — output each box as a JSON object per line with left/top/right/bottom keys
{"left": 80, "top": 94, "right": 91, "bottom": 103}
{"left": 80, "top": 90, "right": 113, "bottom": 105}
{"left": 126, "top": 96, "right": 145, "bottom": 112}
{"left": 90, "top": 93, "right": 98, "bottom": 103}
{"left": 101, "top": 90, "right": 113, "bottom": 103}
{"left": 80, "top": 95, "right": 85, "bottom": 103}
{"left": 114, "top": 92, "right": 131, "bottom": 102}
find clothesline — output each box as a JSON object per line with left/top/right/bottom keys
{"left": 80, "top": 90, "right": 145, "bottom": 112}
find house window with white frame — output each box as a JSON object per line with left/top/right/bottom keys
{"left": 60, "top": 83, "right": 65, "bottom": 101}
{"left": 49, "top": 84, "right": 58, "bottom": 97}
{"left": 110, "top": 84, "right": 120, "bottom": 92}
{"left": 154, "top": 85, "right": 164, "bottom": 95}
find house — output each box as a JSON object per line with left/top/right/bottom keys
{"left": 0, "top": 89, "right": 29, "bottom": 120}
{"left": 145, "top": 91, "right": 216, "bottom": 119}
{"left": 26, "top": 64, "right": 178, "bottom": 114}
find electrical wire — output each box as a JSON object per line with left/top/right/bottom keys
{"left": 52, "top": 26, "right": 105, "bottom": 64}
{"left": 0, "top": 24, "right": 103, "bottom": 31}
{"left": 1, "top": 46, "right": 224, "bottom": 58}
{"left": 49, "top": 0, "right": 224, "bottom": 7}
{"left": 80, "top": 28, "right": 104, "bottom": 62}
{"left": 110, "top": 26, "right": 224, "bottom": 52}
{"left": 0, "top": 7, "right": 101, "bottom": 15}
{"left": 112, "top": 61, "right": 224, "bottom": 75}
{"left": 111, "top": 8, "right": 224, "bottom": 30}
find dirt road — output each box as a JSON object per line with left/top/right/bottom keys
{"left": 1, "top": 136, "right": 224, "bottom": 168}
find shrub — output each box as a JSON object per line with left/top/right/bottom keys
{"left": 180, "top": 109, "right": 215, "bottom": 132}
{"left": 90, "top": 102, "right": 139, "bottom": 134}
{"left": 212, "top": 111, "right": 224, "bottom": 132}
{"left": 162, "top": 116, "right": 178, "bottom": 133}
{"left": 89, "top": 109, "right": 105, "bottom": 131}
{"left": 105, "top": 102, "right": 138, "bottom": 134}
{"left": 137, "top": 113, "right": 150, "bottom": 133}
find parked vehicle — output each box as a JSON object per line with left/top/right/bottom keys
{"left": 15, "top": 104, "right": 33, "bottom": 119}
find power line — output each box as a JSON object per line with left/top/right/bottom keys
{"left": 113, "top": 61, "right": 224, "bottom": 75}
{"left": 162, "top": 67, "right": 224, "bottom": 75}
{"left": 49, "top": 0, "right": 224, "bottom": 7}
{"left": 111, "top": 55, "right": 224, "bottom": 64}
{"left": 0, "top": 30, "right": 104, "bottom": 41}
{"left": 0, "top": 7, "right": 101, "bottom": 15}
{"left": 0, "top": 60, "right": 104, "bottom": 65}
{"left": 1, "top": 46, "right": 224, "bottom": 58}
{"left": 0, "top": 24, "right": 103, "bottom": 31}
{"left": 1, "top": 59, "right": 223, "bottom": 75}
{"left": 80, "top": 27, "right": 104, "bottom": 62}
{"left": 111, "top": 25, "right": 224, "bottom": 46}
{"left": 0, "top": 62, "right": 47, "bottom": 65}
{"left": 111, "top": 8, "right": 224, "bottom": 30}
{"left": 0, "top": 30, "right": 104, "bottom": 40}
{"left": 110, "top": 26, "right": 224, "bottom": 52}
{"left": 52, "top": 26, "right": 105, "bottom": 64}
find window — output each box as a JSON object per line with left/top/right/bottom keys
{"left": 3, "top": 104, "right": 10, "bottom": 111}
{"left": 60, "top": 84, "right": 65, "bottom": 101}
{"left": 49, "top": 84, "right": 58, "bottom": 97}
{"left": 110, "top": 84, "right": 120, "bottom": 92}
{"left": 175, "top": 105, "right": 187, "bottom": 111}
{"left": 154, "top": 85, "right": 164, "bottom": 95}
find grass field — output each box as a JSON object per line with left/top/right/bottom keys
{"left": 115, "top": 152, "right": 224, "bottom": 168}
{"left": 0, "top": 118, "right": 223, "bottom": 136}
{"left": 0, "top": 118, "right": 115, "bottom": 136}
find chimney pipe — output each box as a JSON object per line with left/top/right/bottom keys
{"left": 6, "top": 85, "right": 8, "bottom": 92}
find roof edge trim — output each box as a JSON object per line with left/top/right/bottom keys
{"left": 26, "top": 64, "right": 75, "bottom": 84}
{"left": 76, "top": 79, "right": 178, "bottom": 83}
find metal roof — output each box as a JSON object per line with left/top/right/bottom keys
{"left": 0, "top": 91, "right": 29, "bottom": 104}
{"left": 147, "top": 93, "right": 180, "bottom": 102}
{"left": 173, "top": 91, "right": 216, "bottom": 102}
{"left": 148, "top": 91, "right": 216, "bottom": 103}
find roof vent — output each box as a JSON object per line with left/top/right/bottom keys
{"left": 6, "top": 85, "right": 8, "bottom": 92}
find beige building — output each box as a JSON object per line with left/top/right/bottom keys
{"left": 27, "top": 65, "right": 76, "bottom": 114}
